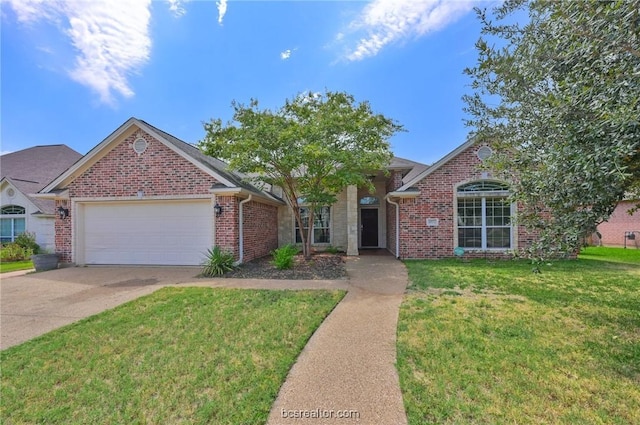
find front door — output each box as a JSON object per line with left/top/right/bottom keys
{"left": 360, "top": 209, "right": 379, "bottom": 247}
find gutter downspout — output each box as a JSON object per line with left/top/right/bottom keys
{"left": 385, "top": 195, "right": 400, "bottom": 259}
{"left": 238, "top": 195, "right": 253, "bottom": 264}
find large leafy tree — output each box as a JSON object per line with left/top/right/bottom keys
{"left": 199, "top": 91, "right": 402, "bottom": 259}
{"left": 464, "top": 0, "right": 640, "bottom": 257}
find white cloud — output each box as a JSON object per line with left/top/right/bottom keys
{"left": 167, "top": 0, "right": 187, "bottom": 17}
{"left": 7, "top": 0, "right": 152, "bottom": 105}
{"left": 217, "top": 0, "right": 227, "bottom": 25}
{"left": 280, "top": 49, "right": 292, "bottom": 60}
{"left": 342, "top": 0, "right": 477, "bottom": 61}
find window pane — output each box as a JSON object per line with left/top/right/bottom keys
{"left": 458, "top": 228, "right": 482, "bottom": 248}
{"left": 486, "top": 198, "right": 511, "bottom": 226}
{"left": 458, "top": 198, "right": 483, "bottom": 226}
{"left": 314, "top": 207, "right": 330, "bottom": 228}
{"left": 458, "top": 181, "right": 509, "bottom": 192}
{"left": 359, "top": 196, "right": 379, "bottom": 205}
{"left": 1, "top": 219, "right": 12, "bottom": 241}
{"left": 314, "top": 228, "right": 330, "bottom": 243}
{"left": 295, "top": 206, "right": 330, "bottom": 244}
{"left": 487, "top": 228, "right": 511, "bottom": 248}
{"left": 14, "top": 218, "right": 25, "bottom": 235}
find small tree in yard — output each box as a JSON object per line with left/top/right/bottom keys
{"left": 199, "top": 90, "right": 402, "bottom": 259}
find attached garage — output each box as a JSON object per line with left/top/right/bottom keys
{"left": 77, "top": 200, "right": 213, "bottom": 266}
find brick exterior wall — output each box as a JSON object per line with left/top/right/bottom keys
{"left": 214, "top": 196, "right": 240, "bottom": 259}
{"left": 385, "top": 171, "right": 403, "bottom": 257}
{"left": 55, "top": 199, "right": 72, "bottom": 263}
{"left": 68, "top": 130, "right": 217, "bottom": 198}
{"left": 242, "top": 200, "right": 279, "bottom": 261}
{"left": 54, "top": 127, "right": 278, "bottom": 264}
{"left": 597, "top": 200, "right": 640, "bottom": 247}
{"left": 396, "top": 144, "right": 535, "bottom": 259}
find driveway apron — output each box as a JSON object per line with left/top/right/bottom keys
{"left": 0, "top": 267, "right": 200, "bottom": 350}
{"left": 267, "top": 253, "right": 409, "bottom": 425}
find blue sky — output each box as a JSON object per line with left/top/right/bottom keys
{"left": 1, "top": 0, "right": 493, "bottom": 165}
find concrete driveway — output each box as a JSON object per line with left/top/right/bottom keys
{"left": 0, "top": 266, "right": 201, "bottom": 350}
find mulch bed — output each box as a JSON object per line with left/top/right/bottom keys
{"left": 220, "top": 253, "right": 348, "bottom": 280}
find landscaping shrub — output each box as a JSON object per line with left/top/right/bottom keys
{"left": 14, "top": 232, "right": 40, "bottom": 254}
{"left": 272, "top": 244, "right": 299, "bottom": 270}
{"left": 202, "top": 246, "right": 236, "bottom": 276}
{"left": 325, "top": 245, "right": 341, "bottom": 254}
{"left": 0, "top": 243, "right": 33, "bottom": 262}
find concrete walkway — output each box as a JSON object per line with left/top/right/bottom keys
{"left": 1, "top": 255, "right": 410, "bottom": 424}
{"left": 267, "top": 254, "right": 409, "bottom": 424}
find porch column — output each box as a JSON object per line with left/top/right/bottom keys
{"left": 346, "top": 184, "right": 359, "bottom": 256}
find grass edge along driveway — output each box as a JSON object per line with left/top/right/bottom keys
{"left": 398, "top": 247, "right": 640, "bottom": 425}
{"left": 1, "top": 287, "right": 345, "bottom": 425}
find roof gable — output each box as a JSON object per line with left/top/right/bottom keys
{"left": 395, "top": 138, "right": 477, "bottom": 192}
{"left": 1, "top": 177, "right": 54, "bottom": 214}
{"left": 39, "top": 118, "right": 282, "bottom": 204}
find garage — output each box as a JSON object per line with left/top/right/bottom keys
{"left": 78, "top": 200, "right": 213, "bottom": 266}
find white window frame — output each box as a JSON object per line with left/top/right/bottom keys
{"left": 294, "top": 205, "right": 331, "bottom": 245}
{"left": 1, "top": 205, "right": 26, "bottom": 243}
{"left": 455, "top": 182, "right": 514, "bottom": 251}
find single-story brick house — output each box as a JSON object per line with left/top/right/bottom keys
{"left": 38, "top": 117, "right": 536, "bottom": 266}
{"left": 1, "top": 145, "right": 83, "bottom": 250}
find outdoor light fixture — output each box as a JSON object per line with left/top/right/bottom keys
{"left": 57, "top": 206, "right": 69, "bottom": 220}
{"left": 214, "top": 203, "right": 223, "bottom": 217}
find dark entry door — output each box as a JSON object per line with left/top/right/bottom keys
{"left": 361, "top": 209, "right": 379, "bottom": 247}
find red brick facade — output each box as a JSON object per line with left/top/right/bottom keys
{"left": 68, "top": 130, "right": 217, "bottom": 198}
{"left": 385, "top": 171, "right": 403, "bottom": 257}
{"left": 394, "top": 144, "right": 534, "bottom": 259}
{"left": 54, "top": 199, "right": 72, "bottom": 263}
{"left": 242, "top": 200, "right": 279, "bottom": 261}
{"left": 55, "top": 127, "right": 279, "bottom": 264}
{"left": 597, "top": 200, "right": 640, "bottom": 247}
{"left": 51, "top": 120, "right": 545, "bottom": 264}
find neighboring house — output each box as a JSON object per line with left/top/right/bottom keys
{"left": 1, "top": 145, "right": 82, "bottom": 251}
{"left": 39, "top": 117, "right": 537, "bottom": 266}
{"left": 596, "top": 199, "right": 640, "bottom": 248}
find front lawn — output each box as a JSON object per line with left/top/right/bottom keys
{"left": 0, "top": 260, "right": 33, "bottom": 273}
{"left": 399, "top": 249, "right": 640, "bottom": 424}
{"left": 1, "top": 287, "right": 345, "bottom": 424}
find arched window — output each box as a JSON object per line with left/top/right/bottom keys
{"left": 456, "top": 181, "right": 512, "bottom": 250}
{"left": 1, "top": 205, "right": 26, "bottom": 243}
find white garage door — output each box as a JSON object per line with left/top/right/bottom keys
{"left": 81, "top": 200, "right": 212, "bottom": 265}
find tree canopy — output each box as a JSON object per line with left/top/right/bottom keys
{"left": 464, "top": 0, "right": 640, "bottom": 257}
{"left": 199, "top": 90, "right": 402, "bottom": 258}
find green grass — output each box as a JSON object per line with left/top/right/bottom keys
{"left": 399, "top": 250, "right": 640, "bottom": 424}
{"left": 579, "top": 246, "right": 640, "bottom": 264}
{"left": 1, "top": 287, "right": 345, "bottom": 424}
{"left": 0, "top": 260, "right": 33, "bottom": 273}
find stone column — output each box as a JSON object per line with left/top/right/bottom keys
{"left": 346, "top": 184, "right": 359, "bottom": 256}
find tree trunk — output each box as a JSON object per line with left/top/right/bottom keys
{"left": 303, "top": 209, "right": 315, "bottom": 260}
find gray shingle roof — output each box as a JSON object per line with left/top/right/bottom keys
{"left": 1, "top": 145, "right": 82, "bottom": 213}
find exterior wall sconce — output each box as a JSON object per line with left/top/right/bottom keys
{"left": 214, "top": 203, "right": 223, "bottom": 217}
{"left": 57, "top": 206, "right": 69, "bottom": 220}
